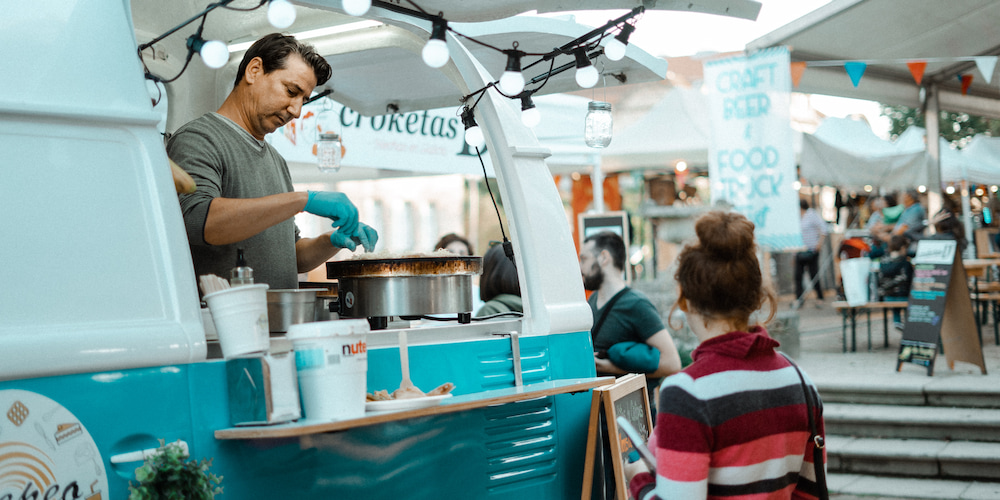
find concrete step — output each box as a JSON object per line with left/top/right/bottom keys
{"left": 825, "top": 403, "right": 1000, "bottom": 442}
{"left": 829, "top": 472, "right": 1000, "bottom": 499}
{"left": 827, "top": 435, "right": 1000, "bottom": 481}
{"left": 815, "top": 378, "right": 1000, "bottom": 409}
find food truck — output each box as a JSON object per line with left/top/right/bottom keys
{"left": 0, "top": 1, "right": 759, "bottom": 498}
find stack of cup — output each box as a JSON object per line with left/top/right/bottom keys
{"left": 203, "top": 284, "right": 271, "bottom": 358}
{"left": 286, "top": 319, "right": 370, "bottom": 421}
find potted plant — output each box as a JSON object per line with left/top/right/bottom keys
{"left": 128, "top": 440, "right": 223, "bottom": 500}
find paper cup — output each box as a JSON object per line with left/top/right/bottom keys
{"left": 203, "top": 284, "right": 270, "bottom": 359}
{"left": 287, "top": 319, "right": 369, "bottom": 421}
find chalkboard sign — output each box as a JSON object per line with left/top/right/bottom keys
{"left": 580, "top": 373, "right": 651, "bottom": 500}
{"left": 898, "top": 239, "right": 986, "bottom": 375}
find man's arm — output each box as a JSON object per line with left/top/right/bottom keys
{"left": 203, "top": 192, "right": 309, "bottom": 245}
{"left": 645, "top": 329, "right": 682, "bottom": 378}
{"left": 295, "top": 233, "right": 343, "bottom": 273}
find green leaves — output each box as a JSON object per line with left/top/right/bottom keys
{"left": 128, "top": 440, "right": 223, "bottom": 500}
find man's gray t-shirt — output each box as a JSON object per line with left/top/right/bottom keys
{"left": 168, "top": 113, "right": 300, "bottom": 290}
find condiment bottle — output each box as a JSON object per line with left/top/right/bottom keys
{"left": 230, "top": 248, "right": 254, "bottom": 286}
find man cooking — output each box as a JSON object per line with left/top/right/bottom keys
{"left": 169, "top": 33, "right": 377, "bottom": 289}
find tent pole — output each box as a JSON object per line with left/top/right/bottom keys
{"left": 924, "top": 83, "right": 943, "bottom": 221}
{"left": 591, "top": 155, "right": 605, "bottom": 213}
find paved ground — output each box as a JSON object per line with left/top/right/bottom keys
{"left": 782, "top": 295, "right": 1000, "bottom": 500}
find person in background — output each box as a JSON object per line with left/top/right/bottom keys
{"left": 435, "top": 233, "right": 474, "bottom": 256}
{"left": 796, "top": 199, "right": 829, "bottom": 306}
{"left": 926, "top": 208, "right": 967, "bottom": 254}
{"left": 627, "top": 211, "right": 825, "bottom": 500}
{"left": 474, "top": 243, "right": 521, "bottom": 317}
{"left": 893, "top": 189, "right": 927, "bottom": 242}
{"left": 170, "top": 33, "right": 377, "bottom": 290}
{"left": 579, "top": 231, "right": 682, "bottom": 393}
{"left": 878, "top": 235, "right": 914, "bottom": 330}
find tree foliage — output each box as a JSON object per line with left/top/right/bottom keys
{"left": 881, "top": 105, "right": 1000, "bottom": 148}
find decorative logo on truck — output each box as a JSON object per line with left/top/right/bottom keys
{"left": 0, "top": 390, "right": 107, "bottom": 500}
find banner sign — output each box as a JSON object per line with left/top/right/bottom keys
{"left": 268, "top": 99, "right": 492, "bottom": 176}
{"left": 704, "top": 47, "right": 801, "bottom": 250}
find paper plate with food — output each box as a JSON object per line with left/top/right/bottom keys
{"left": 365, "top": 382, "right": 455, "bottom": 413}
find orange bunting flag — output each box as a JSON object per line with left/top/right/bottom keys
{"left": 906, "top": 61, "right": 927, "bottom": 85}
{"left": 790, "top": 62, "right": 807, "bottom": 88}
{"left": 960, "top": 74, "right": 974, "bottom": 95}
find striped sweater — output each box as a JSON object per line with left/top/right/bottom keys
{"left": 630, "top": 328, "right": 825, "bottom": 500}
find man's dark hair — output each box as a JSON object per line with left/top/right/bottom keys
{"left": 799, "top": 199, "right": 810, "bottom": 210}
{"left": 234, "top": 33, "right": 332, "bottom": 87}
{"left": 584, "top": 231, "right": 626, "bottom": 271}
{"left": 480, "top": 243, "right": 520, "bottom": 302}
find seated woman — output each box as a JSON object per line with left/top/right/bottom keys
{"left": 628, "top": 211, "right": 826, "bottom": 500}
{"left": 474, "top": 243, "right": 521, "bottom": 317}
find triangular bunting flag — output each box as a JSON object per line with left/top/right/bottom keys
{"left": 790, "top": 61, "right": 807, "bottom": 88}
{"left": 975, "top": 56, "right": 997, "bottom": 84}
{"left": 906, "top": 61, "right": 927, "bottom": 85}
{"left": 961, "top": 74, "right": 974, "bottom": 95}
{"left": 844, "top": 61, "right": 867, "bottom": 87}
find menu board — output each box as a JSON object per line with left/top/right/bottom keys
{"left": 898, "top": 240, "right": 986, "bottom": 375}
{"left": 580, "top": 373, "right": 651, "bottom": 500}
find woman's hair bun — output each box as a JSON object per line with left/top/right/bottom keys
{"left": 694, "top": 211, "right": 755, "bottom": 259}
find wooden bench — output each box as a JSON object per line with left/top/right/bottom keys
{"left": 832, "top": 301, "right": 909, "bottom": 352}
{"left": 970, "top": 291, "right": 1000, "bottom": 345}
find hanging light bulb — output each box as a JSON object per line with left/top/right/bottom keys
{"left": 422, "top": 18, "right": 450, "bottom": 68}
{"left": 342, "top": 0, "right": 371, "bottom": 16}
{"left": 584, "top": 101, "right": 613, "bottom": 148}
{"left": 267, "top": 0, "right": 297, "bottom": 29}
{"left": 462, "top": 107, "right": 485, "bottom": 148}
{"left": 604, "top": 23, "right": 635, "bottom": 62}
{"left": 520, "top": 94, "right": 541, "bottom": 128}
{"left": 574, "top": 49, "right": 599, "bottom": 88}
{"left": 187, "top": 35, "right": 229, "bottom": 69}
{"left": 498, "top": 49, "right": 525, "bottom": 96}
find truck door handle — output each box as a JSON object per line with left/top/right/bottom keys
{"left": 109, "top": 439, "right": 189, "bottom": 464}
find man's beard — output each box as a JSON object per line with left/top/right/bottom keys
{"left": 582, "top": 263, "right": 603, "bottom": 291}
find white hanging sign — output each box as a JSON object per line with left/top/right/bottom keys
{"left": 267, "top": 99, "right": 493, "bottom": 176}
{"left": 703, "top": 47, "right": 803, "bottom": 250}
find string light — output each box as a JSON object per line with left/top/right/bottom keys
{"left": 139, "top": 0, "right": 646, "bottom": 142}
{"left": 499, "top": 49, "right": 526, "bottom": 96}
{"left": 574, "top": 49, "right": 599, "bottom": 88}
{"left": 520, "top": 94, "right": 541, "bottom": 128}
{"left": 267, "top": 0, "right": 296, "bottom": 28}
{"left": 603, "top": 23, "right": 634, "bottom": 62}
{"left": 462, "top": 107, "right": 485, "bottom": 148}
{"left": 342, "top": 0, "right": 372, "bottom": 17}
{"left": 187, "top": 34, "right": 229, "bottom": 69}
{"left": 422, "top": 17, "right": 450, "bottom": 68}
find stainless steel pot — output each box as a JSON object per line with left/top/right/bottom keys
{"left": 326, "top": 256, "right": 482, "bottom": 320}
{"left": 267, "top": 289, "right": 321, "bottom": 333}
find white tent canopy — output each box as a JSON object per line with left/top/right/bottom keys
{"left": 799, "top": 117, "right": 933, "bottom": 190}
{"left": 800, "top": 117, "right": 1000, "bottom": 190}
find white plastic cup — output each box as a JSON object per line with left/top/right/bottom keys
{"left": 286, "top": 319, "right": 369, "bottom": 421}
{"left": 203, "top": 284, "right": 270, "bottom": 359}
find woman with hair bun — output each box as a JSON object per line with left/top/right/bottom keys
{"left": 628, "top": 211, "right": 827, "bottom": 500}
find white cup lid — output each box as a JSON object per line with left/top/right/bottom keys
{"left": 286, "top": 319, "right": 370, "bottom": 340}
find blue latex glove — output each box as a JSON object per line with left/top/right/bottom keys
{"left": 304, "top": 191, "right": 359, "bottom": 236}
{"left": 353, "top": 223, "right": 379, "bottom": 252}
{"left": 330, "top": 223, "right": 378, "bottom": 252}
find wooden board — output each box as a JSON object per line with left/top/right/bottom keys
{"left": 215, "top": 377, "right": 613, "bottom": 439}
{"left": 580, "top": 374, "right": 651, "bottom": 500}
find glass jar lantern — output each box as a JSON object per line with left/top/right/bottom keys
{"left": 317, "top": 132, "right": 342, "bottom": 172}
{"left": 584, "top": 101, "right": 613, "bottom": 148}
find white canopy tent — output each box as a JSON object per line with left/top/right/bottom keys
{"left": 799, "top": 117, "right": 933, "bottom": 190}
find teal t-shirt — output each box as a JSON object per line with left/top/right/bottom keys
{"left": 588, "top": 288, "right": 664, "bottom": 352}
